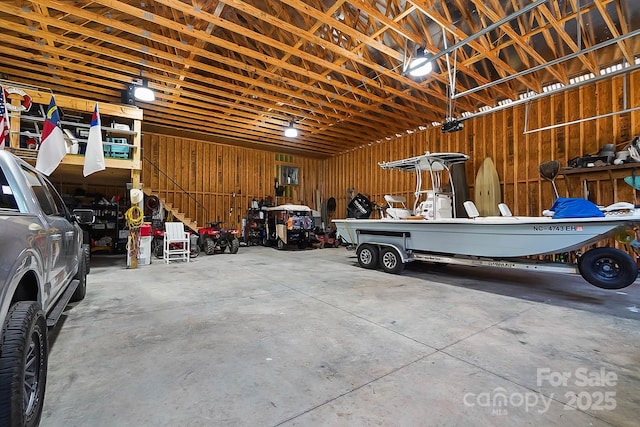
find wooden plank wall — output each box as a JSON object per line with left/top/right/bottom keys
{"left": 141, "top": 134, "right": 322, "bottom": 230}
{"left": 323, "top": 71, "right": 640, "bottom": 219}
{"left": 139, "top": 71, "right": 639, "bottom": 233}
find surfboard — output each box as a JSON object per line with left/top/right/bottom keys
{"left": 474, "top": 157, "right": 501, "bottom": 216}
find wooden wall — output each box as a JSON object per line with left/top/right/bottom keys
{"left": 142, "top": 134, "right": 323, "bottom": 230}
{"left": 140, "top": 70, "right": 639, "bottom": 232}
{"left": 323, "top": 70, "right": 640, "bottom": 219}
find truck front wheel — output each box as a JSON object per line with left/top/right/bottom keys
{"left": 0, "top": 301, "right": 48, "bottom": 427}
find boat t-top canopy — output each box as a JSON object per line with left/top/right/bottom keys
{"left": 378, "top": 152, "right": 469, "bottom": 172}
{"left": 378, "top": 152, "right": 470, "bottom": 218}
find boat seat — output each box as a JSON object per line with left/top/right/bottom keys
{"left": 463, "top": 201, "right": 480, "bottom": 219}
{"left": 384, "top": 195, "right": 412, "bottom": 219}
{"left": 498, "top": 203, "right": 513, "bottom": 217}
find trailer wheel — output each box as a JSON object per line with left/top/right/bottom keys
{"left": 578, "top": 247, "right": 638, "bottom": 289}
{"left": 356, "top": 244, "right": 378, "bottom": 269}
{"left": 0, "top": 301, "right": 48, "bottom": 427}
{"left": 380, "top": 247, "right": 404, "bottom": 274}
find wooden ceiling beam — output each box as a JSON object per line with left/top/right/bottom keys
{"left": 535, "top": 3, "right": 599, "bottom": 76}
{"left": 85, "top": 0, "right": 436, "bottom": 130}
{"left": 593, "top": 0, "right": 635, "bottom": 66}
{"left": 7, "top": 2, "right": 397, "bottom": 137}
{"left": 408, "top": 0, "right": 541, "bottom": 94}
{"left": 473, "top": 0, "right": 568, "bottom": 85}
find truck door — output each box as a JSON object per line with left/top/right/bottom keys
{"left": 23, "top": 168, "right": 76, "bottom": 304}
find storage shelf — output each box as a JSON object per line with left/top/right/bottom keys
{"left": 559, "top": 163, "right": 639, "bottom": 175}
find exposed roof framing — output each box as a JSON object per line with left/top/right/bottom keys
{"left": 0, "top": 0, "right": 637, "bottom": 157}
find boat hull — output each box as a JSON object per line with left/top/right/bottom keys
{"left": 333, "top": 215, "right": 640, "bottom": 257}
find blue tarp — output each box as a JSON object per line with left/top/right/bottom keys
{"left": 549, "top": 197, "right": 605, "bottom": 219}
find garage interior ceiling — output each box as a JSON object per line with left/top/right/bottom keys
{"left": 0, "top": 0, "right": 638, "bottom": 158}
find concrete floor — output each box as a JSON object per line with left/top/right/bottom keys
{"left": 42, "top": 246, "right": 640, "bottom": 426}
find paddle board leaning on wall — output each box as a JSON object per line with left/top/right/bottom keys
{"left": 474, "top": 157, "right": 501, "bottom": 216}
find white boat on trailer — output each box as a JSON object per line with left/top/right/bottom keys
{"left": 333, "top": 152, "right": 640, "bottom": 290}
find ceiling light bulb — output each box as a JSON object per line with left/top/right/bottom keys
{"left": 408, "top": 57, "right": 433, "bottom": 77}
{"left": 134, "top": 86, "right": 154, "bottom": 102}
{"left": 134, "top": 79, "right": 155, "bottom": 101}
{"left": 284, "top": 126, "right": 298, "bottom": 138}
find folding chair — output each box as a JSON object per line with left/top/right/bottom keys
{"left": 163, "top": 222, "right": 190, "bottom": 263}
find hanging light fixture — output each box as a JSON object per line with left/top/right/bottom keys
{"left": 284, "top": 121, "right": 298, "bottom": 138}
{"left": 407, "top": 47, "right": 433, "bottom": 77}
{"left": 134, "top": 78, "right": 155, "bottom": 102}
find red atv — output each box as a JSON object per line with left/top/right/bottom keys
{"left": 198, "top": 222, "right": 240, "bottom": 255}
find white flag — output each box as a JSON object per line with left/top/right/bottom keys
{"left": 83, "top": 102, "right": 105, "bottom": 176}
{"left": 35, "top": 96, "right": 67, "bottom": 176}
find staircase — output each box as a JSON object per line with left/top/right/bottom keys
{"left": 142, "top": 187, "right": 199, "bottom": 232}
{"left": 142, "top": 156, "right": 206, "bottom": 233}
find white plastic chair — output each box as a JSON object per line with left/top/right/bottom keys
{"left": 163, "top": 222, "right": 190, "bottom": 264}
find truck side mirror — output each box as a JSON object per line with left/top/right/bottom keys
{"left": 73, "top": 208, "right": 95, "bottom": 225}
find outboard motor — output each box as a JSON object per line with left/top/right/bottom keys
{"left": 347, "top": 193, "right": 372, "bottom": 219}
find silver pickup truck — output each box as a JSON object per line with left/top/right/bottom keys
{"left": 0, "top": 150, "right": 92, "bottom": 427}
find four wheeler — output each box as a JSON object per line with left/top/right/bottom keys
{"left": 198, "top": 222, "right": 240, "bottom": 255}
{"left": 152, "top": 227, "right": 200, "bottom": 259}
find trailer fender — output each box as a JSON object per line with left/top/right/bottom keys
{"left": 357, "top": 242, "right": 411, "bottom": 263}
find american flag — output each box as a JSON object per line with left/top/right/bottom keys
{"left": 0, "top": 86, "right": 9, "bottom": 149}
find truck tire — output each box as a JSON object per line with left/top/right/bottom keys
{"left": 83, "top": 243, "right": 91, "bottom": 275}
{"left": 0, "top": 301, "right": 48, "bottom": 427}
{"left": 230, "top": 238, "right": 240, "bottom": 254}
{"left": 71, "top": 253, "right": 87, "bottom": 302}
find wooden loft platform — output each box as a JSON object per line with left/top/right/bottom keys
{"left": 5, "top": 85, "right": 143, "bottom": 188}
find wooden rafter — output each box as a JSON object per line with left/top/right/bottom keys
{"left": 0, "top": 0, "right": 634, "bottom": 157}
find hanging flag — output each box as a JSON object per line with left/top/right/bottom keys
{"left": 35, "top": 96, "right": 67, "bottom": 175}
{"left": 83, "top": 102, "right": 106, "bottom": 176}
{"left": 0, "top": 85, "right": 9, "bottom": 149}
